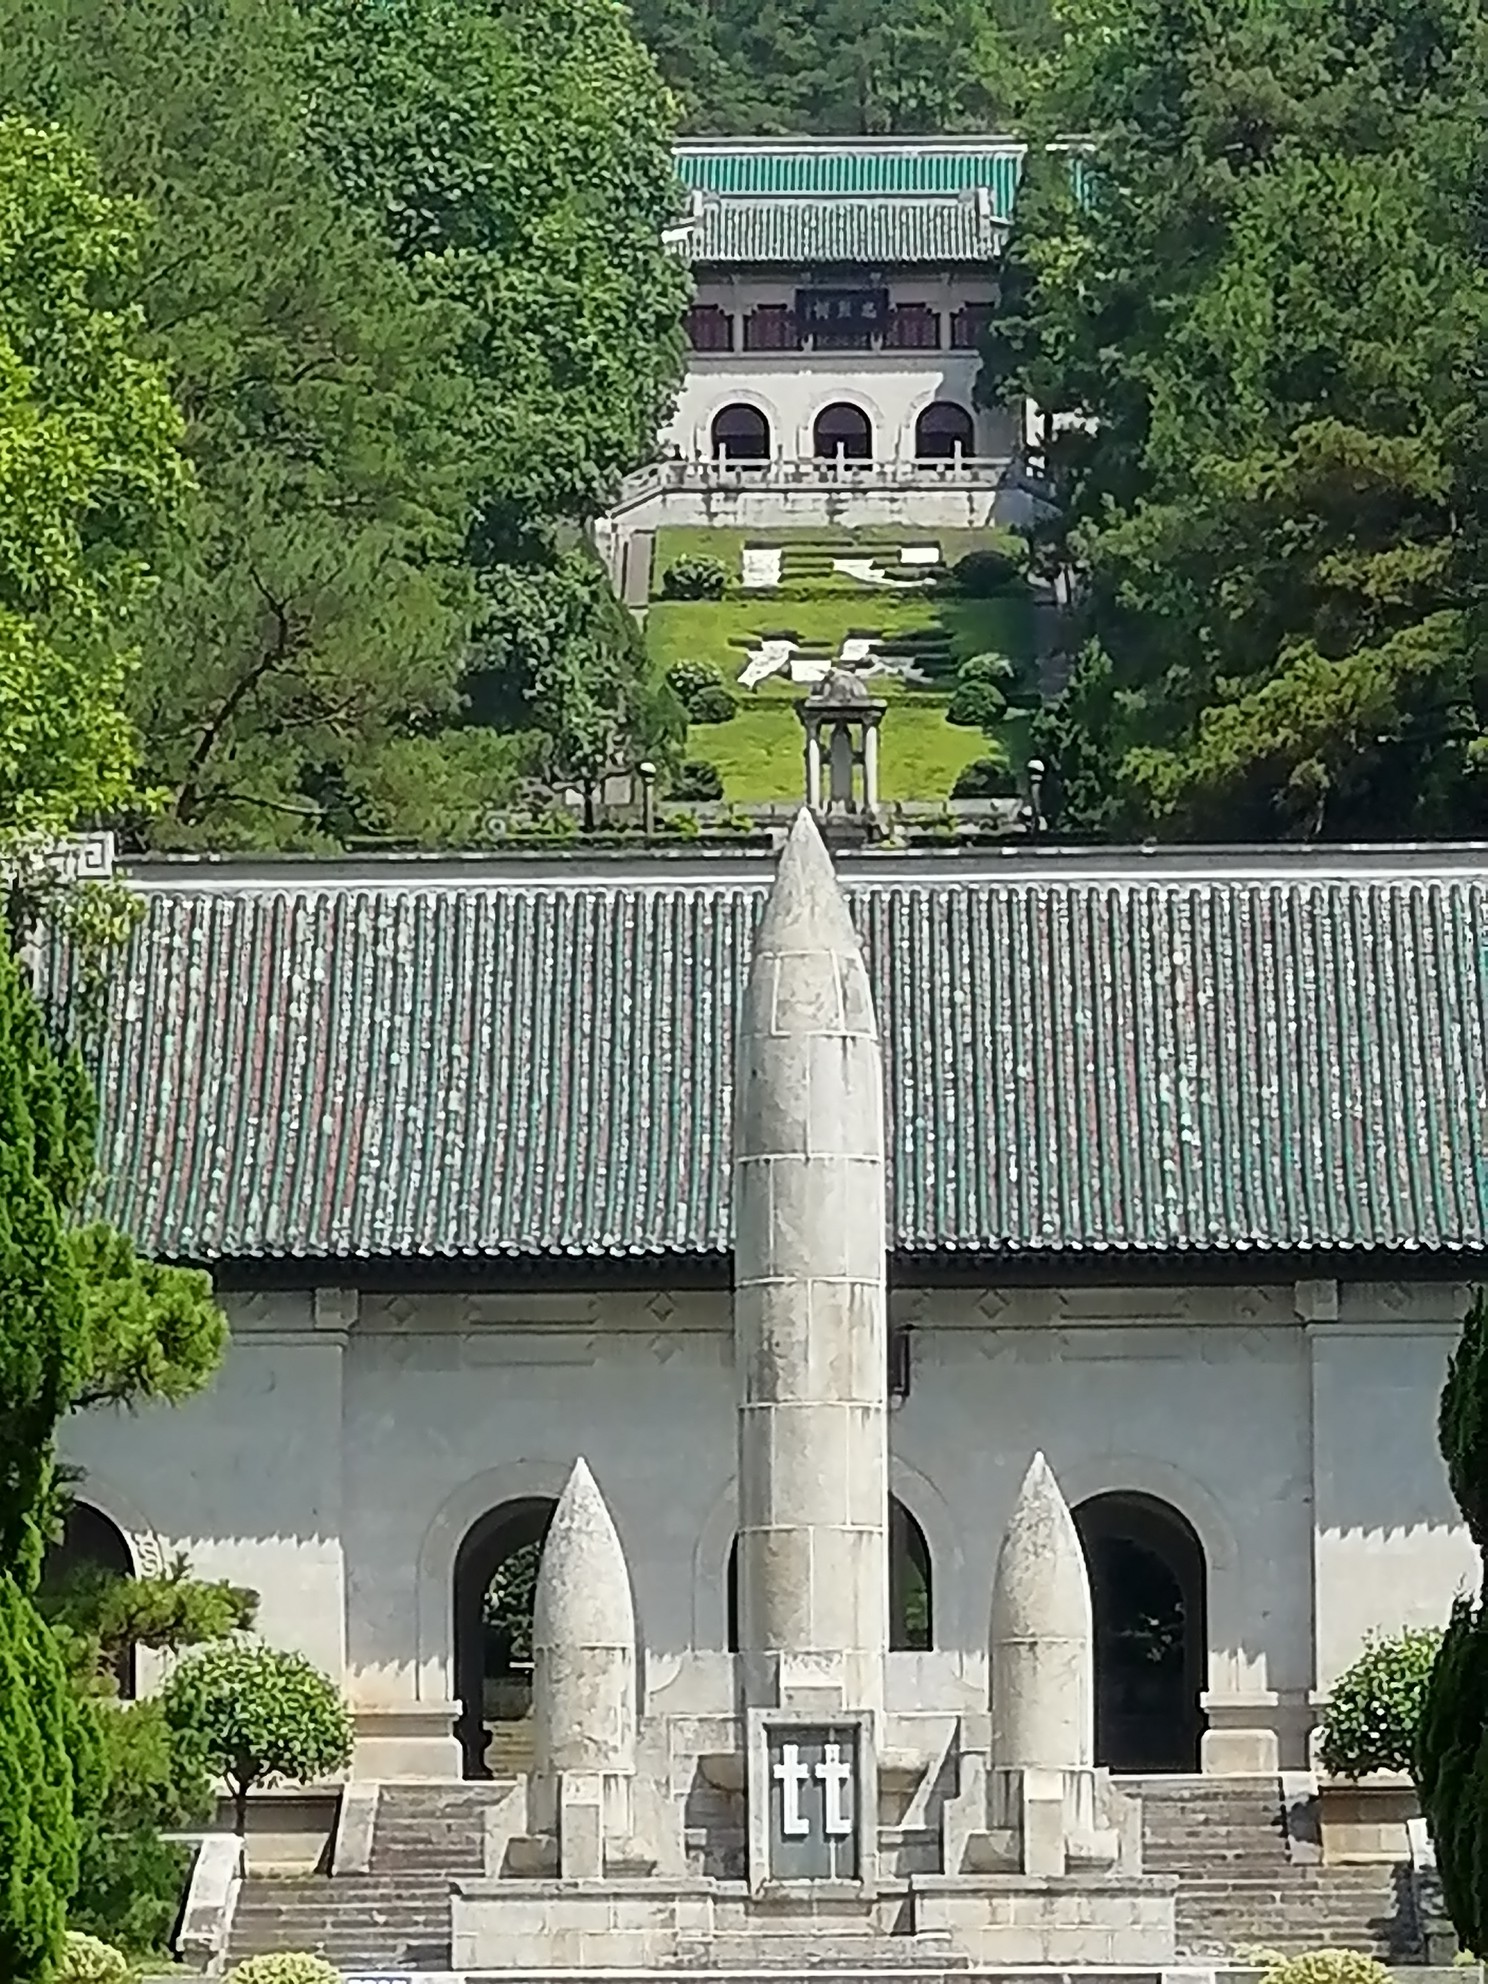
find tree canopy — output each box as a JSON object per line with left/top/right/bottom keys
{"left": 0, "top": 117, "right": 188, "bottom": 859}
{"left": 628, "top": 0, "right": 1054, "bottom": 133}
{"left": 987, "top": 0, "right": 1488, "bottom": 840}
{"left": 0, "top": 0, "right": 687, "bottom": 851}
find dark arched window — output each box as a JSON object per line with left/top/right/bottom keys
{"left": 711, "top": 403, "right": 771, "bottom": 462}
{"left": 813, "top": 402, "right": 872, "bottom": 462}
{"left": 42, "top": 1502, "right": 135, "bottom": 1698}
{"left": 914, "top": 400, "right": 975, "bottom": 460}
{"left": 452, "top": 1497, "right": 556, "bottom": 1780}
{"left": 1072, "top": 1491, "right": 1209, "bottom": 1772}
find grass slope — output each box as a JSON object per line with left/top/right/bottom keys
{"left": 646, "top": 527, "right": 1039, "bottom": 803}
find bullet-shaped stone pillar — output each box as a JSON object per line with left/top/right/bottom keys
{"left": 733, "top": 807, "right": 889, "bottom": 1715}
{"left": 529, "top": 1458, "right": 636, "bottom": 1874}
{"left": 988, "top": 1451, "right": 1099, "bottom": 1875}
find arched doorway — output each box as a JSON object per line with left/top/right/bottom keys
{"left": 452, "top": 1496, "right": 556, "bottom": 1780}
{"left": 41, "top": 1501, "right": 136, "bottom": 1698}
{"left": 915, "top": 401, "right": 975, "bottom": 461}
{"left": 1073, "top": 1491, "right": 1208, "bottom": 1772}
{"left": 711, "top": 403, "right": 771, "bottom": 462}
{"left": 726, "top": 1496, "right": 933, "bottom": 1650}
{"left": 813, "top": 402, "right": 872, "bottom": 462}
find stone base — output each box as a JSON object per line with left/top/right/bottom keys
{"left": 350, "top": 1703, "right": 462, "bottom": 1779}
{"left": 452, "top": 1870, "right": 1177, "bottom": 1970}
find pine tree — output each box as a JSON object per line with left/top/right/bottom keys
{"left": 1417, "top": 1293, "right": 1488, "bottom": 1955}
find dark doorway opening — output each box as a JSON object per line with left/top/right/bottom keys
{"left": 711, "top": 403, "right": 771, "bottom": 462}
{"left": 813, "top": 402, "right": 872, "bottom": 462}
{"left": 726, "top": 1496, "right": 933, "bottom": 1651}
{"left": 914, "top": 400, "right": 975, "bottom": 460}
{"left": 1073, "top": 1491, "right": 1208, "bottom": 1772}
{"left": 452, "top": 1496, "right": 556, "bottom": 1780}
{"left": 41, "top": 1502, "right": 136, "bottom": 1698}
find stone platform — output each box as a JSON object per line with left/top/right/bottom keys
{"left": 452, "top": 1872, "right": 1177, "bottom": 1971}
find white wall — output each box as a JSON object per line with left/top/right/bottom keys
{"left": 55, "top": 1276, "right": 1474, "bottom": 1772}
{"left": 664, "top": 354, "right": 1012, "bottom": 465}
{"left": 670, "top": 271, "right": 1007, "bottom": 463}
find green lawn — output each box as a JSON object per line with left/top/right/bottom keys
{"left": 643, "top": 526, "right": 1041, "bottom": 803}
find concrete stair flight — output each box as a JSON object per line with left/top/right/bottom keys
{"left": 226, "top": 1781, "right": 515, "bottom": 1971}
{"left": 228, "top": 1773, "right": 1419, "bottom": 1972}
{"left": 1128, "top": 1775, "right": 1416, "bottom": 1962}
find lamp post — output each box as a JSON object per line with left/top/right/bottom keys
{"left": 638, "top": 761, "right": 657, "bottom": 839}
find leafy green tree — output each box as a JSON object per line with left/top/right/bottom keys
{"left": 163, "top": 1642, "right": 354, "bottom": 1835}
{"left": 0, "top": 115, "right": 189, "bottom": 859}
{"left": 0, "top": 1581, "right": 101, "bottom": 1983}
{"left": 0, "top": 0, "right": 488, "bottom": 851}
{"left": 68, "top": 1697, "right": 213, "bottom": 1958}
{"left": 68, "top": 1227, "right": 226, "bottom": 1412}
{"left": 1418, "top": 1293, "right": 1488, "bottom": 1954}
{"left": 991, "top": 0, "right": 1488, "bottom": 840}
{"left": 299, "top": 0, "right": 689, "bottom": 790}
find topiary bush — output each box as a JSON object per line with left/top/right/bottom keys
{"left": 1257, "top": 1951, "right": 1393, "bottom": 1984}
{"left": 688, "top": 683, "right": 736, "bottom": 725}
{"left": 56, "top": 1932, "right": 132, "bottom": 1984}
{"left": 948, "top": 544, "right": 1023, "bottom": 596}
{"left": 1317, "top": 1626, "right": 1444, "bottom": 1777}
{"left": 671, "top": 759, "right": 723, "bottom": 802}
{"left": 952, "top": 754, "right": 1020, "bottom": 800}
{"left": 225, "top": 1956, "right": 341, "bottom": 1984}
{"left": 660, "top": 554, "right": 727, "bottom": 600}
{"left": 946, "top": 660, "right": 1008, "bottom": 729}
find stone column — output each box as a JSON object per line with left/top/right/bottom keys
{"left": 733, "top": 809, "right": 889, "bottom": 1716}
{"left": 862, "top": 720, "right": 881, "bottom": 813}
{"left": 803, "top": 719, "right": 823, "bottom": 810}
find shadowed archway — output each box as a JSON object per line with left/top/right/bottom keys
{"left": 914, "top": 400, "right": 975, "bottom": 460}
{"left": 452, "top": 1496, "right": 557, "bottom": 1779}
{"left": 711, "top": 403, "right": 771, "bottom": 462}
{"left": 42, "top": 1502, "right": 136, "bottom": 1698}
{"left": 813, "top": 402, "right": 873, "bottom": 462}
{"left": 1073, "top": 1490, "right": 1208, "bottom": 1772}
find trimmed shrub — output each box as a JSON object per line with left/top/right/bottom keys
{"left": 948, "top": 544, "right": 1022, "bottom": 595}
{"left": 960, "top": 650, "right": 1017, "bottom": 684}
{"left": 1317, "top": 1626, "right": 1443, "bottom": 1777}
{"left": 660, "top": 554, "right": 727, "bottom": 600}
{"left": 1258, "top": 1951, "right": 1393, "bottom": 1984}
{"left": 671, "top": 759, "right": 723, "bottom": 801}
{"left": 952, "top": 755, "right": 1020, "bottom": 801}
{"left": 946, "top": 668, "right": 1008, "bottom": 729}
{"left": 226, "top": 1957, "right": 342, "bottom": 1984}
{"left": 56, "top": 1933, "right": 132, "bottom": 1984}
{"left": 689, "top": 683, "right": 736, "bottom": 725}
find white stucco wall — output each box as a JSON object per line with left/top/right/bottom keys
{"left": 55, "top": 1276, "right": 1474, "bottom": 1772}
{"left": 667, "top": 272, "right": 1007, "bottom": 463}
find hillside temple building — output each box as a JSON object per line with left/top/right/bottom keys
{"left": 45, "top": 832, "right": 1484, "bottom": 1789}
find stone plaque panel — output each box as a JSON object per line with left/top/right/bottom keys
{"left": 746, "top": 1706, "right": 877, "bottom": 1895}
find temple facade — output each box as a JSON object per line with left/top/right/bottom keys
{"left": 661, "top": 137, "right": 1024, "bottom": 469}
{"left": 48, "top": 837, "right": 1483, "bottom": 1789}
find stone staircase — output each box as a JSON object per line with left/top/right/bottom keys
{"left": 1128, "top": 1775, "right": 1416, "bottom": 1961}
{"left": 226, "top": 1781, "right": 513, "bottom": 1971}
{"left": 227, "top": 1774, "right": 1419, "bottom": 1972}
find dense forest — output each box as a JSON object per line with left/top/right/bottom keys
{"left": 629, "top": 0, "right": 1056, "bottom": 134}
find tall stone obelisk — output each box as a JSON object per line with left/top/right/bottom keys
{"left": 732, "top": 808, "right": 889, "bottom": 1716}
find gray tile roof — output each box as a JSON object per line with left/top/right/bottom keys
{"left": 53, "top": 857, "right": 1488, "bottom": 1264}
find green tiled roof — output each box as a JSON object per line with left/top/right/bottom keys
{"left": 687, "top": 196, "right": 1004, "bottom": 265}
{"left": 676, "top": 143, "right": 1028, "bottom": 207}
{"left": 58, "top": 865, "right": 1488, "bottom": 1265}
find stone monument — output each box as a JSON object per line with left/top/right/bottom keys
{"left": 453, "top": 809, "right": 1179, "bottom": 1971}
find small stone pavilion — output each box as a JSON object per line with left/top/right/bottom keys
{"left": 46, "top": 828, "right": 1481, "bottom": 1850}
